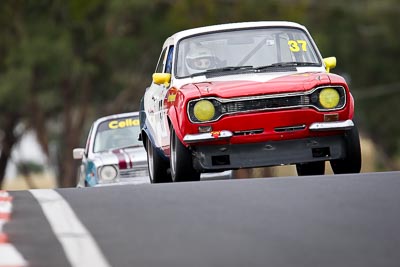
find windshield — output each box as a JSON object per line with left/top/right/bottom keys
{"left": 93, "top": 117, "right": 142, "bottom": 153}
{"left": 175, "top": 27, "right": 321, "bottom": 78}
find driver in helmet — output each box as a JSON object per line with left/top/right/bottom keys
{"left": 185, "top": 45, "right": 217, "bottom": 73}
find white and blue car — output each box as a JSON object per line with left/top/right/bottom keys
{"left": 73, "top": 112, "right": 148, "bottom": 187}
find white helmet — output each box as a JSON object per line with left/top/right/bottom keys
{"left": 185, "top": 46, "right": 217, "bottom": 73}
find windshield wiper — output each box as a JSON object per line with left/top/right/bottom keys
{"left": 188, "top": 62, "right": 320, "bottom": 78}
{"left": 256, "top": 62, "right": 320, "bottom": 71}
{"left": 188, "top": 65, "right": 254, "bottom": 78}
{"left": 205, "top": 65, "right": 254, "bottom": 73}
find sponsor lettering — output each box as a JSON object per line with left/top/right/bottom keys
{"left": 211, "top": 131, "right": 221, "bottom": 138}
{"left": 168, "top": 93, "right": 177, "bottom": 102}
{"left": 108, "top": 119, "right": 139, "bottom": 129}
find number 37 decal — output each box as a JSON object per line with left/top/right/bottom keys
{"left": 288, "top": 40, "right": 307, "bottom": 52}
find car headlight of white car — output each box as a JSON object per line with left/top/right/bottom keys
{"left": 99, "top": 165, "right": 118, "bottom": 182}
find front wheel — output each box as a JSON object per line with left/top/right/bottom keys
{"left": 146, "top": 137, "right": 171, "bottom": 183}
{"left": 330, "top": 125, "right": 362, "bottom": 174}
{"left": 170, "top": 126, "right": 200, "bottom": 182}
{"left": 296, "top": 161, "right": 325, "bottom": 176}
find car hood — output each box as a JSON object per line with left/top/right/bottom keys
{"left": 189, "top": 71, "right": 333, "bottom": 98}
{"left": 93, "top": 146, "right": 147, "bottom": 170}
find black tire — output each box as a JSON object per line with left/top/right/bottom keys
{"left": 170, "top": 126, "right": 200, "bottom": 182}
{"left": 330, "top": 125, "right": 362, "bottom": 174}
{"left": 146, "top": 137, "right": 171, "bottom": 183}
{"left": 296, "top": 161, "right": 325, "bottom": 176}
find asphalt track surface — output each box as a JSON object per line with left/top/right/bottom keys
{"left": 5, "top": 171, "right": 400, "bottom": 267}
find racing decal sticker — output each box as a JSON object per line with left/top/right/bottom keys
{"left": 288, "top": 40, "right": 307, "bottom": 52}
{"left": 167, "top": 93, "right": 177, "bottom": 102}
{"left": 211, "top": 131, "right": 221, "bottom": 138}
{"left": 108, "top": 119, "right": 139, "bottom": 129}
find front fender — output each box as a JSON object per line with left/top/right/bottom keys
{"left": 141, "top": 121, "right": 157, "bottom": 149}
{"left": 168, "top": 105, "right": 189, "bottom": 147}
{"left": 348, "top": 92, "right": 355, "bottom": 120}
{"left": 141, "top": 118, "right": 169, "bottom": 161}
{"left": 168, "top": 105, "right": 179, "bottom": 134}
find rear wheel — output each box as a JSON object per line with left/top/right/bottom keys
{"left": 170, "top": 126, "right": 200, "bottom": 182}
{"left": 146, "top": 137, "right": 171, "bottom": 183}
{"left": 330, "top": 125, "right": 362, "bottom": 174}
{"left": 296, "top": 161, "right": 325, "bottom": 176}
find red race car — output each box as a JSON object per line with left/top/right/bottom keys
{"left": 140, "top": 21, "right": 361, "bottom": 183}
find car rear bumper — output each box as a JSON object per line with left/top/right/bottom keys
{"left": 192, "top": 134, "right": 347, "bottom": 171}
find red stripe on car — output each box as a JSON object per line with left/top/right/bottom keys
{"left": 113, "top": 150, "right": 128, "bottom": 169}
{"left": 121, "top": 150, "right": 132, "bottom": 169}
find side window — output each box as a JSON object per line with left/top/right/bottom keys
{"left": 155, "top": 48, "right": 167, "bottom": 73}
{"left": 165, "top": 46, "right": 174, "bottom": 74}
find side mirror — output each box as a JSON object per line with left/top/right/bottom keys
{"left": 323, "top": 57, "right": 336, "bottom": 73}
{"left": 73, "top": 148, "right": 85, "bottom": 160}
{"left": 152, "top": 73, "right": 171, "bottom": 87}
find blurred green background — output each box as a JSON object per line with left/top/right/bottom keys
{"left": 1, "top": 0, "right": 399, "bottom": 188}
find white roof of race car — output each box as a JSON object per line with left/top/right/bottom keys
{"left": 163, "top": 21, "right": 308, "bottom": 48}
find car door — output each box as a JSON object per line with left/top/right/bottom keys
{"left": 159, "top": 46, "right": 174, "bottom": 153}
{"left": 144, "top": 46, "right": 173, "bottom": 152}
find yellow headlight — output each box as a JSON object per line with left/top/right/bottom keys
{"left": 193, "top": 100, "right": 215, "bottom": 122}
{"left": 319, "top": 88, "right": 340, "bottom": 109}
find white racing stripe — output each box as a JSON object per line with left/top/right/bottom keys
{"left": 30, "top": 189, "right": 111, "bottom": 267}
{"left": 0, "top": 244, "right": 27, "bottom": 267}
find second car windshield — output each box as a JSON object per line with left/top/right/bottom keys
{"left": 175, "top": 27, "right": 320, "bottom": 78}
{"left": 93, "top": 117, "right": 142, "bottom": 153}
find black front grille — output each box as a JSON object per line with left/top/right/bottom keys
{"left": 222, "top": 95, "right": 309, "bottom": 113}
{"left": 119, "top": 166, "right": 148, "bottom": 178}
{"left": 187, "top": 86, "right": 346, "bottom": 123}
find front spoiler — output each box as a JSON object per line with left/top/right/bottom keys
{"left": 192, "top": 135, "right": 347, "bottom": 171}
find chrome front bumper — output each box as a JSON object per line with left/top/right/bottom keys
{"left": 183, "top": 120, "right": 353, "bottom": 143}
{"left": 183, "top": 130, "right": 233, "bottom": 144}
{"left": 309, "top": 120, "right": 354, "bottom": 131}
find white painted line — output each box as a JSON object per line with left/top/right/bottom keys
{"left": 0, "top": 244, "right": 28, "bottom": 267}
{"left": 30, "top": 189, "right": 111, "bottom": 267}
